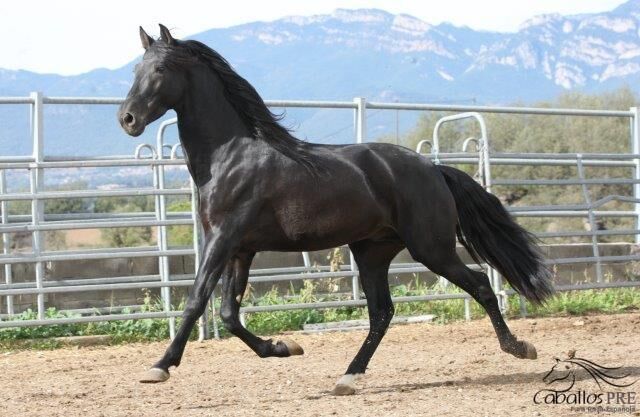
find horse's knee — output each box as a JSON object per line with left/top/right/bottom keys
{"left": 219, "top": 306, "right": 242, "bottom": 332}
{"left": 472, "top": 273, "right": 497, "bottom": 302}
{"left": 219, "top": 306, "right": 232, "bottom": 323}
{"left": 182, "top": 303, "right": 202, "bottom": 320}
{"left": 479, "top": 285, "right": 496, "bottom": 301}
{"left": 183, "top": 290, "right": 213, "bottom": 317}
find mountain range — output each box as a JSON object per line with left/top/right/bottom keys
{"left": 3, "top": 1, "right": 640, "bottom": 156}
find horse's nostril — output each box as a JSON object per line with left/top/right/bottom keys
{"left": 123, "top": 113, "right": 135, "bottom": 125}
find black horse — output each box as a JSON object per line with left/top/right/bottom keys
{"left": 118, "top": 25, "right": 554, "bottom": 395}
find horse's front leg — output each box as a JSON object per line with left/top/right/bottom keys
{"left": 140, "top": 231, "right": 235, "bottom": 383}
{"left": 219, "top": 251, "right": 304, "bottom": 358}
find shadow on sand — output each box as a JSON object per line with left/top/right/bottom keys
{"left": 363, "top": 366, "right": 640, "bottom": 395}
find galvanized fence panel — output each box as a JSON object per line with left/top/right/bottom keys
{"left": 0, "top": 94, "right": 639, "bottom": 334}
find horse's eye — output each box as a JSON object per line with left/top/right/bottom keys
{"left": 565, "top": 365, "right": 570, "bottom": 369}
{"left": 156, "top": 66, "right": 165, "bottom": 73}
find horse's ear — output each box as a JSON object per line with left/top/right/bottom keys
{"left": 139, "top": 26, "right": 154, "bottom": 50}
{"left": 159, "top": 24, "right": 176, "bottom": 45}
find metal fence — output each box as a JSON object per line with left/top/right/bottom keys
{"left": 1, "top": 93, "right": 639, "bottom": 339}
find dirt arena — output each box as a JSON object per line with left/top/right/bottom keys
{"left": 1, "top": 312, "right": 638, "bottom": 417}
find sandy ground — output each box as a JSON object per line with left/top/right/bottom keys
{"left": 1, "top": 312, "right": 639, "bottom": 417}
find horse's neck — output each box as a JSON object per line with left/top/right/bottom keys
{"left": 175, "top": 76, "right": 251, "bottom": 186}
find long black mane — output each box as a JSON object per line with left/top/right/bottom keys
{"left": 156, "top": 39, "right": 320, "bottom": 173}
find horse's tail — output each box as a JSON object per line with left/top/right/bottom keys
{"left": 437, "top": 165, "right": 554, "bottom": 304}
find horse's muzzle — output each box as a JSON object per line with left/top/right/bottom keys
{"left": 118, "top": 110, "right": 145, "bottom": 137}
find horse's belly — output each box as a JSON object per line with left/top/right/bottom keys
{"left": 281, "top": 204, "right": 374, "bottom": 245}
{"left": 250, "top": 200, "right": 386, "bottom": 251}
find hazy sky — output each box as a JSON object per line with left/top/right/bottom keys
{"left": 0, "top": 0, "right": 627, "bottom": 75}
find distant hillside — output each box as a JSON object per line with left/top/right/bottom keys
{"left": 3, "top": 1, "right": 640, "bottom": 155}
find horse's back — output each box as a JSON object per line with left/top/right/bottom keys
{"left": 247, "top": 141, "right": 456, "bottom": 251}
{"left": 331, "top": 142, "right": 451, "bottom": 205}
{"left": 333, "top": 142, "right": 458, "bottom": 243}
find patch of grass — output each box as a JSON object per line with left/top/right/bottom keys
{"left": 242, "top": 279, "right": 638, "bottom": 334}
{"left": 506, "top": 287, "right": 640, "bottom": 317}
{"left": 242, "top": 280, "right": 356, "bottom": 336}
{"left": 389, "top": 281, "right": 485, "bottom": 324}
{"left": 0, "top": 307, "right": 172, "bottom": 349}
{"left": 0, "top": 290, "right": 197, "bottom": 349}
{"left": 0, "top": 279, "right": 637, "bottom": 350}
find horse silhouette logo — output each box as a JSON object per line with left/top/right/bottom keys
{"left": 542, "top": 352, "right": 637, "bottom": 392}
{"left": 534, "top": 350, "right": 638, "bottom": 409}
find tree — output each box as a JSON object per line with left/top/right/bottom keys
{"left": 166, "top": 200, "right": 194, "bottom": 247}
{"left": 95, "top": 195, "right": 155, "bottom": 248}
{"left": 45, "top": 181, "right": 89, "bottom": 215}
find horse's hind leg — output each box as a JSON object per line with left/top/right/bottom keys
{"left": 412, "top": 245, "right": 537, "bottom": 360}
{"left": 333, "top": 240, "right": 403, "bottom": 396}
{"left": 219, "top": 252, "right": 304, "bottom": 357}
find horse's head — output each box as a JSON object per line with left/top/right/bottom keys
{"left": 543, "top": 357, "right": 576, "bottom": 385}
{"left": 118, "top": 24, "right": 189, "bottom": 137}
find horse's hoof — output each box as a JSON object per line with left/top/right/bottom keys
{"left": 333, "top": 384, "right": 356, "bottom": 396}
{"left": 521, "top": 340, "right": 537, "bottom": 360}
{"left": 139, "top": 367, "right": 170, "bottom": 383}
{"left": 332, "top": 374, "right": 360, "bottom": 396}
{"left": 280, "top": 339, "right": 304, "bottom": 356}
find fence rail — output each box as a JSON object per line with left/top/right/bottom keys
{"left": 1, "top": 94, "right": 639, "bottom": 336}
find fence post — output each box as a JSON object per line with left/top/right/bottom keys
{"left": 354, "top": 97, "right": 366, "bottom": 145}
{"left": 519, "top": 295, "right": 528, "bottom": 318}
{"left": 576, "top": 155, "right": 602, "bottom": 282}
{"left": 474, "top": 115, "right": 505, "bottom": 313}
{"left": 155, "top": 125, "right": 176, "bottom": 339}
{"left": 350, "top": 97, "right": 367, "bottom": 301}
{"left": 30, "top": 92, "right": 46, "bottom": 320}
{"left": 157, "top": 157, "right": 176, "bottom": 338}
{"left": 302, "top": 252, "right": 312, "bottom": 270}
{"left": 349, "top": 251, "right": 359, "bottom": 300}
{"left": 631, "top": 107, "right": 640, "bottom": 245}
{"left": 0, "top": 170, "right": 13, "bottom": 317}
